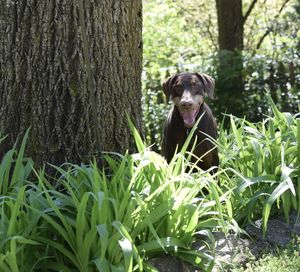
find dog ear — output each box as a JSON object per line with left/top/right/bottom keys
{"left": 195, "top": 73, "right": 215, "bottom": 99}
{"left": 162, "top": 75, "right": 177, "bottom": 101}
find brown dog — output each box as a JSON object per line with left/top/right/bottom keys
{"left": 162, "top": 72, "right": 219, "bottom": 171}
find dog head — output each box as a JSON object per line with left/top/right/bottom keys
{"left": 163, "top": 72, "right": 215, "bottom": 128}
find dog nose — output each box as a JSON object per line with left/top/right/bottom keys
{"left": 180, "top": 100, "right": 193, "bottom": 109}
{"left": 180, "top": 90, "right": 194, "bottom": 109}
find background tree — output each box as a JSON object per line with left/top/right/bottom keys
{"left": 0, "top": 0, "right": 143, "bottom": 167}
{"left": 214, "top": 0, "right": 293, "bottom": 118}
{"left": 215, "top": 0, "right": 256, "bottom": 117}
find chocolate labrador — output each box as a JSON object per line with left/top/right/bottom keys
{"left": 162, "top": 72, "right": 219, "bottom": 171}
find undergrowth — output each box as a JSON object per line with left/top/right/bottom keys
{"left": 0, "top": 94, "right": 299, "bottom": 271}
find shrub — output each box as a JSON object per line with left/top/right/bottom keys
{"left": 218, "top": 94, "right": 300, "bottom": 234}
{"left": 0, "top": 126, "right": 231, "bottom": 271}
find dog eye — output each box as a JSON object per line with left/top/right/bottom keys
{"left": 192, "top": 84, "right": 202, "bottom": 94}
{"left": 173, "top": 86, "right": 182, "bottom": 96}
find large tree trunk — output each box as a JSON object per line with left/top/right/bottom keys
{"left": 215, "top": 0, "right": 245, "bottom": 118}
{"left": 0, "top": 0, "right": 143, "bottom": 167}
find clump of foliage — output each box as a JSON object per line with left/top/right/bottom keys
{"left": 218, "top": 94, "right": 300, "bottom": 234}
{"left": 0, "top": 126, "right": 231, "bottom": 271}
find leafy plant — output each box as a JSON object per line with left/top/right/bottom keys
{"left": 1, "top": 94, "right": 299, "bottom": 271}
{"left": 218, "top": 94, "right": 300, "bottom": 234}
{"left": 0, "top": 123, "right": 231, "bottom": 271}
{"left": 0, "top": 130, "right": 33, "bottom": 195}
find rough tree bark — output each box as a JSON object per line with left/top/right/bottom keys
{"left": 215, "top": 0, "right": 245, "bottom": 118}
{"left": 0, "top": 0, "right": 143, "bottom": 167}
{"left": 216, "top": 0, "right": 244, "bottom": 51}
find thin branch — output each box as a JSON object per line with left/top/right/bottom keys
{"left": 243, "top": 0, "right": 259, "bottom": 25}
{"left": 255, "top": 0, "right": 291, "bottom": 50}
{"left": 256, "top": 29, "right": 271, "bottom": 50}
{"left": 245, "top": 0, "right": 268, "bottom": 49}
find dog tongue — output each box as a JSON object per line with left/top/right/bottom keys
{"left": 181, "top": 109, "right": 198, "bottom": 128}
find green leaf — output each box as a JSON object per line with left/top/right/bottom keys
{"left": 137, "top": 237, "right": 188, "bottom": 254}
{"left": 34, "top": 237, "right": 80, "bottom": 269}
{"left": 97, "top": 225, "right": 109, "bottom": 259}
{"left": 118, "top": 239, "right": 133, "bottom": 272}
{"left": 7, "top": 186, "right": 26, "bottom": 236}
{"left": 11, "top": 129, "right": 30, "bottom": 187}
{"left": 5, "top": 238, "right": 19, "bottom": 272}
{"left": 262, "top": 181, "right": 291, "bottom": 235}
{"left": 0, "top": 149, "right": 14, "bottom": 194}
{"left": 112, "top": 221, "right": 142, "bottom": 271}
{"left": 76, "top": 192, "right": 90, "bottom": 262}
{"left": 127, "top": 113, "right": 145, "bottom": 153}
{"left": 94, "top": 258, "right": 110, "bottom": 272}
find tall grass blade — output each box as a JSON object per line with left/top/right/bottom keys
{"left": 0, "top": 150, "right": 14, "bottom": 194}
{"left": 262, "top": 181, "right": 291, "bottom": 235}
{"left": 113, "top": 221, "right": 143, "bottom": 271}
{"left": 7, "top": 186, "right": 26, "bottom": 236}
{"left": 5, "top": 239, "right": 19, "bottom": 272}
{"left": 11, "top": 129, "right": 30, "bottom": 187}
{"left": 0, "top": 258, "right": 11, "bottom": 272}
{"left": 118, "top": 239, "right": 133, "bottom": 272}
{"left": 127, "top": 114, "right": 145, "bottom": 153}
{"left": 97, "top": 225, "right": 109, "bottom": 259}
{"left": 94, "top": 258, "right": 110, "bottom": 272}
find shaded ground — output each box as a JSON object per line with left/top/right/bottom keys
{"left": 149, "top": 213, "right": 300, "bottom": 271}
